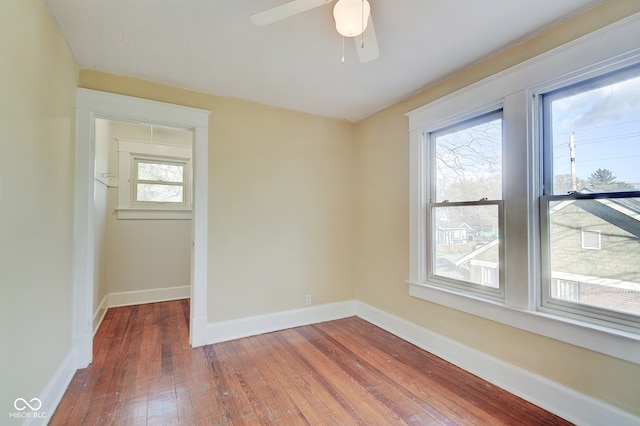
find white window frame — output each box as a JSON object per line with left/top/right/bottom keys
{"left": 581, "top": 230, "right": 601, "bottom": 250}
{"left": 425, "top": 109, "right": 505, "bottom": 302}
{"left": 538, "top": 64, "right": 640, "bottom": 330}
{"left": 132, "top": 156, "right": 189, "bottom": 208}
{"left": 117, "top": 138, "right": 192, "bottom": 219}
{"left": 406, "top": 13, "right": 640, "bottom": 364}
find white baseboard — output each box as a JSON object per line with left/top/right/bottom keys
{"left": 93, "top": 294, "right": 109, "bottom": 336}
{"left": 21, "top": 349, "right": 77, "bottom": 426}
{"left": 355, "top": 301, "right": 639, "bottom": 426}
{"left": 190, "top": 314, "right": 208, "bottom": 347}
{"left": 107, "top": 285, "right": 190, "bottom": 308}
{"left": 92, "top": 286, "right": 190, "bottom": 334}
{"left": 206, "top": 300, "right": 357, "bottom": 344}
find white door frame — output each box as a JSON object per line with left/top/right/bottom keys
{"left": 73, "top": 89, "right": 210, "bottom": 367}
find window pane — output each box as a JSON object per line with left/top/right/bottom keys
{"left": 433, "top": 205, "right": 499, "bottom": 288}
{"left": 435, "top": 116, "right": 502, "bottom": 202}
{"left": 138, "top": 161, "right": 184, "bottom": 183}
{"left": 548, "top": 198, "right": 640, "bottom": 315}
{"left": 137, "top": 184, "right": 183, "bottom": 203}
{"left": 548, "top": 73, "right": 640, "bottom": 194}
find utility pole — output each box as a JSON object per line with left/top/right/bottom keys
{"left": 569, "top": 132, "right": 577, "bottom": 192}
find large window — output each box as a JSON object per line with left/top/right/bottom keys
{"left": 428, "top": 111, "right": 504, "bottom": 300}
{"left": 407, "top": 16, "right": 640, "bottom": 363}
{"left": 540, "top": 66, "right": 640, "bottom": 329}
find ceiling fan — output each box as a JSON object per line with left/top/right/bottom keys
{"left": 250, "top": 0, "right": 379, "bottom": 63}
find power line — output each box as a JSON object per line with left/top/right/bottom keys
{"left": 552, "top": 118, "right": 640, "bottom": 136}
{"left": 553, "top": 132, "right": 640, "bottom": 148}
{"left": 553, "top": 153, "right": 640, "bottom": 162}
{"left": 571, "top": 154, "right": 640, "bottom": 163}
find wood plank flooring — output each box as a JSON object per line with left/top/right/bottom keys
{"left": 49, "top": 300, "right": 571, "bottom": 425}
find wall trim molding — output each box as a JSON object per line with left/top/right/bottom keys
{"left": 74, "top": 89, "right": 210, "bottom": 367}
{"left": 22, "top": 349, "right": 77, "bottom": 426}
{"left": 108, "top": 285, "right": 190, "bottom": 308}
{"left": 355, "top": 301, "right": 639, "bottom": 426}
{"left": 206, "top": 301, "right": 357, "bottom": 344}
{"left": 93, "top": 294, "right": 109, "bottom": 336}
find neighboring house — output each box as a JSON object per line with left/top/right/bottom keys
{"left": 436, "top": 222, "right": 473, "bottom": 246}
{"left": 455, "top": 240, "right": 499, "bottom": 288}
{"left": 548, "top": 196, "right": 640, "bottom": 314}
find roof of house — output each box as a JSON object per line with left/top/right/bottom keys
{"left": 551, "top": 192, "right": 640, "bottom": 238}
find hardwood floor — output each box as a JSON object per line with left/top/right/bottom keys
{"left": 50, "top": 300, "right": 571, "bottom": 425}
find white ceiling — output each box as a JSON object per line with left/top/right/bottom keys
{"left": 46, "top": 0, "right": 604, "bottom": 122}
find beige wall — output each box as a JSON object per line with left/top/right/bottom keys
{"left": 0, "top": 0, "right": 78, "bottom": 414}
{"left": 79, "top": 72, "right": 357, "bottom": 322}
{"left": 354, "top": 0, "right": 640, "bottom": 416}
{"left": 207, "top": 102, "right": 355, "bottom": 321}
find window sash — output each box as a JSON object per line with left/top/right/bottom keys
{"left": 430, "top": 110, "right": 503, "bottom": 204}
{"left": 539, "top": 63, "right": 640, "bottom": 330}
{"left": 132, "top": 157, "right": 189, "bottom": 208}
{"left": 426, "top": 109, "right": 505, "bottom": 300}
{"left": 539, "top": 191, "right": 640, "bottom": 331}
{"left": 541, "top": 64, "right": 640, "bottom": 197}
{"left": 427, "top": 199, "right": 505, "bottom": 300}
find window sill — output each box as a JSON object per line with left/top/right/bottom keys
{"left": 406, "top": 280, "right": 640, "bottom": 365}
{"left": 116, "top": 208, "right": 192, "bottom": 220}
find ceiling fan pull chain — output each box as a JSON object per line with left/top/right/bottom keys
{"left": 341, "top": 35, "right": 346, "bottom": 64}
{"left": 361, "top": 0, "right": 365, "bottom": 48}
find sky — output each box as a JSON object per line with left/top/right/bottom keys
{"left": 551, "top": 72, "right": 640, "bottom": 189}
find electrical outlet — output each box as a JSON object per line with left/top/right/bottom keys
{"left": 305, "top": 294, "right": 312, "bottom": 305}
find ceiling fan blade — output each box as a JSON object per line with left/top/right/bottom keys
{"left": 355, "top": 14, "right": 379, "bottom": 63}
{"left": 250, "top": 0, "right": 333, "bottom": 26}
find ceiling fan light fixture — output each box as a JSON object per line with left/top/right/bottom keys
{"left": 333, "top": 0, "right": 370, "bottom": 37}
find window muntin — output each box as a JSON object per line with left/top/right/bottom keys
{"left": 428, "top": 111, "right": 504, "bottom": 298}
{"left": 541, "top": 67, "right": 640, "bottom": 325}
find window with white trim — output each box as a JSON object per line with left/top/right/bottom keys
{"left": 133, "top": 157, "right": 187, "bottom": 206}
{"left": 406, "top": 16, "right": 640, "bottom": 362}
{"left": 427, "top": 110, "right": 504, "bottom": 300}
{"left": 117, "top": 139, "right": 192, "bottom": 219}
{"left": 581, "top": 230, "right": 601, "bottom": 250}
{"left": 539, "top": 65, "right": 640, "bottom": 327}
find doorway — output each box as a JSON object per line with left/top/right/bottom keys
{"left": 73, "top": 89, "right": 210, "bottom": 367}
{"left": 93, "top": 119, "right": 193, "bottom": 327}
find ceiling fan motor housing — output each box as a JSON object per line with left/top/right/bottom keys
{"left": 333, "top": 0, "right": 370, "bottom": 37}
